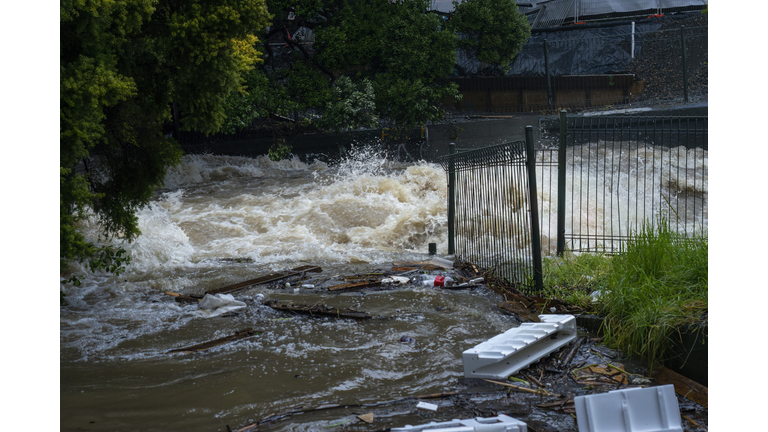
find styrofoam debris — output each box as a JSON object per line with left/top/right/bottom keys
{"left": 463, "top": 314, "right": 577, "bottom": 379}
{"left": 392, "top": 414, "right": 527, "bottom": 431}
{"left": 574, "top": 385, "right": 683, "bottom": 432}
{"left": 429, "top": 256, "right": 454, "bottom": 269}
{"left": 415, "top": 401, "right": 438, "bottom": 411}
{"left": 192, "top": 294, "right": 247, "bottom": 318}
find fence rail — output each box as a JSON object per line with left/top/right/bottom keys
{"left": 438, "top": 131, "right": 544, "bottom": 293}
{"left": 441, "top": 113, "right": 707, "bottom": 292}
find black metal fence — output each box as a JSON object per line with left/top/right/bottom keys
{"left": 441, "top": 114, "right": 707, "bottom": 292}
{"left": 446, "top": 23, "right": 707, "bottom": 116}
{"left": 438, "top": 128, "right": 544, "bottom": 294}
{"left": 549, "top": 113, "right": 708, "bottom": 254}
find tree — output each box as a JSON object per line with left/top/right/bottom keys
{"left": 222, "top": 0, "right": 531, "bottom": 135}
{"left": 60, "top": 0, "right": 272, "bottom": 278}
{"left": 451, "top": 0, "right": 531, "bottom": 74}
{"left": 223, "top": 0, "right": 460, "bottom": 132}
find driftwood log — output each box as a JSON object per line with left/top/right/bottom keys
{"left": 265, "top": 301, "right": 372, "bottom": 319}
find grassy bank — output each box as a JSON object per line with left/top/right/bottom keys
{"left": 543, "top": 219, "right": 708, "bottom": 368}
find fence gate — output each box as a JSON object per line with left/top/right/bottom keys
{"left": 439, "top": 127, "right": 544, "bottom": 294}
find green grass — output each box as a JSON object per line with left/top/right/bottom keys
{"left": 542, "top": 252, "right": 612, "bottom": 310}
{"left": 543, "top": 218, "right": 708, "bottom": 368}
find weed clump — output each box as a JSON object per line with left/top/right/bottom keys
{"left": 542, "top": 218, "right": 707, "bottom": 368}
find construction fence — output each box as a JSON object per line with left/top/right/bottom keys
{"left": 446, "top": 20, "right": 707, "bottom": 116}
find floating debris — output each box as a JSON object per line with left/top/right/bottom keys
{"left": 167, "top": 329, "right": 262, "bottom": 354}
{"left": 207, "top": 265, "right": 322, "bottom": 296}
{"left": 265, "top": 300, "right": 372, "bottom": 319}
{"left": 327, "top": 280, "right": 381, "bottom": 292}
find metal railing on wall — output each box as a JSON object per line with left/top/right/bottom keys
{"left": 439, "top": 127, "right": 544, "bottom": 294}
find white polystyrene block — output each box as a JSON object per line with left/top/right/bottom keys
{"left": 391, "top": 414, "right": 527, "bottom": 432}
{"left": 463, "top": 315, "right": 576, "bottom": 379}
{"left": 574, "top": 385, "right": 683, "bottom": 432}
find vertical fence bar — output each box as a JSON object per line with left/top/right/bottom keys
{"left": 557, "top": 110, "right": 567, "bottom": 256}
{"left": 681, "top": 26, "right": 689, "bottom": 103}
{"left": 525, "top": 126, "right": 544, "bottom": 293}
{"left": 448, "top": 143, "right": 456, "bottom": 255}
{"left": 544, "top": 40, "right": 553, "bottom": 112}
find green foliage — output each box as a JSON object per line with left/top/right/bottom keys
{"left": 546, "top": 219, "right": 707, "bottom": 368}
{"left": 448, "top": 123, "right": 464, "bottom": 140}
{"left": 542, "top": 252, "right": 611, "bottom": 310}
{"left": 222, "top": 0, "right": 527, "bottom": 132}
{"left": 451, "top": 0, "right": 531, "bottom": 74}
{"left": 320, "top": 76, "right": 378, "bottom": 132}
{"left": 599, "top": 219, "right": 708, "bottom": 368}
{"left": 61, "top": 0, "right": 272, "bottom": 279}
{"left": 268, "top": 139, "right": 293, "bottom": 161}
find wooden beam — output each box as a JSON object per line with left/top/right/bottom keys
{"left": 167, "top": 328, "right": 262, "bottom": 354}
{"left": 327, "top": 280, "right": 381, "bottom": 292}
{"left": 206, "top": 265, "right": 322, "bottom": 295}
{"left": 652, "top": 366, "right": 708, "bottom": 408}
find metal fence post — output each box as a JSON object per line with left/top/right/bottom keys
{"left": 681, "top": 26, "right": 689, "bottom": 103}
{"left": 544, "top": 40, "right": 553, "bottom": 112}
{"left": 525, "top": 126, "right": 544, "bottom": 293}
{"left": 557, "top": 110, "right": 567, "bottom": 256}
{"left": 448, "top": 142, "right": 456, "bottom": 256}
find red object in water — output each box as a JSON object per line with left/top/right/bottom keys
{"left": 434, "top": 276, "right": 446, "bottom": 286}
{"left": 647, "top": 14, "right": 664, "bottom": 18}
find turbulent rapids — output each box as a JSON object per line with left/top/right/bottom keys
{"left": 60, "top": 143, "right": 707, "bottom": 431}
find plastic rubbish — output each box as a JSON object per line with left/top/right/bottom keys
{"left": 469, "top": 277, "right": 484, "bottom": 284}
{"left": 414, "top": 275, "right": 456, "bottom": 287}
{"left": 193, "top": 293, "right": 247, "bottom": 318}
{"left": 429, "top": 256, "right": 454, "bottom": 269}
{"left": 415, "top": 401, "right": 438, "bottom": 411}
{"left": 254, "top": 293, "right": 265, "bottom": 303}
{"left": 391, "top": 414, "right": 527, "bottom": 432}
{"left": 381, "top": 276, "right": 410, "bottom": 285}
{"left": 463, "top": 314, "right": 577, "bottom": 379}
{"left": 574, "top": 385, "right": 682, "bottom": 432}
{"left": 301, "top": 284, "right": 314, "bottom": 288}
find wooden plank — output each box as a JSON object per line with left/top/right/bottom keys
{"left": 652, "top": 366, "right": 708, "bottom": 408}
{"left": 206, "top": 266, "right": 322, "bottom": 295}
{"left": 327, "top": 280, "right": 381, "bottom": 292}
{"left": 173, "top": 294, "right": 204, "bottom": 303}
{"left": 167, "top": 328, "right": 262, "bottom": 354}
{"left": 497, "top": 301, "right": 540, "bottom": 322}
{"left": 266, "top": 301, "right": 371, "bottom": 319}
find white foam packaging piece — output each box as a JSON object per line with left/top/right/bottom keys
{"left": 391, "top": 414, "right": 527, "bottom": 432}
{"left": 463, "top": 314, "right": 576, "bottom": 379}
{"left": 574, "top": 384, "right": 683, "bottom": 432}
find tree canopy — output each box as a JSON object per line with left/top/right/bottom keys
{"left": 222, "top": 0, "right": 531, "bottom": 132}
{"left": 60, "top": 0, "right": 531, "bottom": 279}
{"left": 60, "top": 0, "right": 272, "bottom": 276}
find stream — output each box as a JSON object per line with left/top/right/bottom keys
{"left": 60, "top": 145, "right": 707, "bottom": 431}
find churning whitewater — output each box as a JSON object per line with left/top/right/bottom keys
{"left": 60, "top": 144, "right": 706, "bottom": 431}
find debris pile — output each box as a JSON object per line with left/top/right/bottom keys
{"left": 153, "top": 256, "right": 706, "bottom": 432}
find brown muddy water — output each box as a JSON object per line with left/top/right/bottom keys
{"left": 60, "top": 147, "right": 708, "bottom": 431}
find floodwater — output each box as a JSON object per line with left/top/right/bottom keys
{"left": 60, "top": 145, "right": 707, "bottom": 431}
